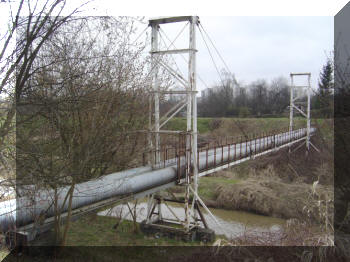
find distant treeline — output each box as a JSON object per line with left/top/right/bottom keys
{"left": 198, "top": 77, "right": 290, "bottom": 118}
{"left": 196, "top": 61, "right": 333, "bottom": 118}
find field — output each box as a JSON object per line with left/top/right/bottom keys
{"left": 164, "top": 117, "right": 331, "bottom": 137}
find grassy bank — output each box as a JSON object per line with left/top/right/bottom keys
{"left": 166, "top": 117, "right": 334, "bottom": 225}
{"left": 27, "top": 214, "right": 206, "bottom": 248}
{"left": 198, "top": 175, "right": 239, "bottom": 201}
{"left": 1, "top": 215, "right": 214, "bottom": 261}
{"left": 0, "top": 215, "right": 207, "bottom": 262}
{"left": 0, "top": 249, "right": 8, "bottom": 262}
{"left": 168, "top": 175, "right": 240, "bottom": 203}
{"left": 165, "top": 117, "right": 331, "bottom": 137}
{"left": 165, "top": 117, "right": 309, "bottom": 133}
{"left": 164, "top": 117, "right": 212, "bottom": 133}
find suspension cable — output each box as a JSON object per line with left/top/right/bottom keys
{"left": 131, "top": 25, "right": 149, "bottom": 46}
{"left": 198, "top": 25, "right": 225, "bottom": 86}
{"left": 199, "top": 23, "right": 233, "bottom": 77}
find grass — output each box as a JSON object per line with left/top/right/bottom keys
{"left": 1, "top": 214, "right": 225, "bottom": 261}
{"left": 165, "top": 117, "right": 311, "bottom": 135}
{"left": 0, "top": 215, "right": 205, "bottom": 261}
{"left": 166, "top": 117, "right": 329, "bottom": 130}
{"left": 64, "top": 214, "right": 202, "bottom": 247}
{"left": 0, "top": 248, "right": 9, "bottom": 262}
{"left": 164, "top": 117, "right": 212, "bottom": 133}
{"left": 169, "top": 175, "right": 240, "bottom": 201}
{"left": 198, "top": 176, "right": 239, "bottom": 201}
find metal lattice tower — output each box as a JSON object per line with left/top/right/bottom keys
{"left": 289, "top": 73, "right": 319, "bottom": 155}
{"left": 147, "top": 16, "right": 202, "bottom": 232}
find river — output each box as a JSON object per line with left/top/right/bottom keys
{"left": 98, "top": 200, "right": 285, "bottom": 239}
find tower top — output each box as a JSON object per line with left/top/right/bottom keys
{"left": 148, "top": 16, "right": 199, "bottom": 26}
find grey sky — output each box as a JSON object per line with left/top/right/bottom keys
{"left": 148, "top": 16, "right": 333, "bottom": 93}
{"left": 0, "top": 0, "right": 334, "bottom": 95}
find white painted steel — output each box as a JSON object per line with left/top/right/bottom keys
{"left": 148, "top": 16, "right": 200, "bottom": 230}
{"left": 151, "top": 23, "right": 160, "bottom": 163}
{"left": 307, "top": 74, "right": 311, "bottom": 152}
{"left": 289, "top": 75, "right": 294, "bottom": 133}
{"left": 289, "top": 73, "right": 312, "bottom": 154}
{"left": 190, "top": 16, "right": 199, "bottom": 224}
{"left": 151, "top": 48, "right": 197, "bottom": 55}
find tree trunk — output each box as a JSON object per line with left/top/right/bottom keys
{"left": 133, "top": 200, "right": 138, "bottom": 233}
{"left": 54, "top": 187, "right": 61, "bottom": 245}
{"left": 61, "top": 183, "right": 75, "bottom": 246}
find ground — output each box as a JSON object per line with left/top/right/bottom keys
{"left": 63, "top": 215, "right": 203, "bottom": 246}
{"left": 1, "top": 216, "right": 210, "bottom": 262}
{"left": 0, "top": 249, "right": 8, "bottom": 262}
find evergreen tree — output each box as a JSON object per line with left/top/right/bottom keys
{"left": 317, "top": 59, "right": 334, "bottom": 118}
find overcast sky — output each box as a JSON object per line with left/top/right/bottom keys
{"left": 85, "top": 0, "right": 340, "bottom": 93}
{"left": 142, "top": 16, "right": 333, "bottom": 93}
{"left": 0, "top": 1, "right": 336, "bottom": 95}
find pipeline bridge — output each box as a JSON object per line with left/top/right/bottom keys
{"left": 0, "top": 127, "right": 315, "bottom": 243}
{"left": 0, "top": 16, "right": 318, "bottom": 244}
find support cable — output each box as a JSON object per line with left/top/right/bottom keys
{"left": 198, "top": 26, "right": 225, "bottom": 86}
{"left": 199, "top": 23, "right": 232, "bottom": 76}
{"left": 131, "top": 25, "right": 149, "bottom": 46}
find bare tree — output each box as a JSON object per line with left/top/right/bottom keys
{"left": 16, "top": 17, "right": 151, "bottom": 246}
{"left": 267, "top": 76, "right": 290, "bottom": 115}
{"left": 0, "top": 0, "right": 89, "bottom": 143}
{"left": 0, "top": 0, "right": 91, "bottom": 210}
{"left": 198, "top": 71, "right": 237, "bottom": 117}
{"left": 198, "top": 73, "right": 290, "bottom": 118}
{"left": 248, "top": 79, "right": 268, "bottom": 117}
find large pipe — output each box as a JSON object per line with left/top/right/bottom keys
{"left": 0, "top": 128, "right": 315, "bottom": 233}
{"left": 0, "top": 166, "right": 153, "bottom": 233}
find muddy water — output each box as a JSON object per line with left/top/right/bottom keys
{"left": 98, "top": 200, "right": 285, "bottom": 239}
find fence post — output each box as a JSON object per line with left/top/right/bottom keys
{"left": 228, "top": 142, "right": 230, "bottom": 167}
{"left": 240, "top": 136, "right": 242, "bottom": 159}
{"left": 206, "top": 145, "right": 208, "bottom": 170}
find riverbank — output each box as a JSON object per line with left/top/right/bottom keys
{"left": 168, "top": 165, "right": 333, "bottom": 225}
{"left": 166, "top": 117, "right": 334, "bottom": 226}
{"left": 203, "top": 169, "right": 332, "bottom": 224}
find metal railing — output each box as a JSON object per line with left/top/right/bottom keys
{"left": 142, "top": 127, "right": 310, "bottom": 183}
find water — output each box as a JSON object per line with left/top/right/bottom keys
{"left": 98, "top": 200, "right": 285, "bottom": 239}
